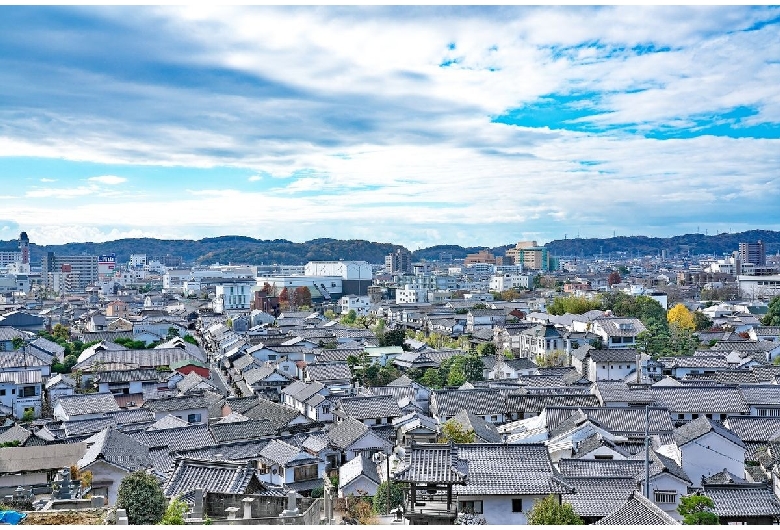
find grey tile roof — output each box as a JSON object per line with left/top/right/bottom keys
{"left": 0, "top": 350, "right": 49, "bottom": 369}
{"left": 673, "top": 416, "right": 745, "bottom": 448}
{"left": 544, "top": 407, "right": 674, "bottom": 438}
{"left": 339, "top": 453, "right": 380, "bottom": 490}
{"left": 148, "top": 414, "right": 190, "bottom": 430}
{"left": 0, "top": 425, "right": 32, "bottom": 445}
{"left": 30, "top": 336, "right": 65, "bottom": 357}
{"left": 367, "top": 386, "right": 417, "bottom": 403}
{"left": 210, "top": 419, "right": 276, "bottom": 443}
{"left": 594, "top": 491, "right": 680, "bottom": 525}
{"left": 0, "top": 370, "right": 42, "bottom": 385}
{"left": 562, "top": 477, "right": 638, "bottom": 517}
{"left": 143, "top": 394, "right": 208, "bottom": 413}
{"left": 94, "top": 368, "right": 166, "bottom": 384}
{"left": 315, "top": 348, "right": 361, "bottom": 362}
{"left": 306, "top": 362, "right": 352, "bottom": 382}
{"left": 740, "top": 385, "right": 780, "bottom": 406}
{"left": 723, "top": 416, "right": 780, "bottom": 443}
{"left": 508, "top": 393, "right": 600, "bottom": 416}
{"left": 593, "top": 317, "right": 646, "bottom": 337}
{"left": 454, "top": 443, "right": 571, "bottom": 495}
{"left": 243, "top": 366, "right": 291, "bottom": 386}
{"left": 259, "top": 439, "right": 318, "bottom": 467}
{"left": 164, "top": 459, "right": 259, "bottom": 498}
{"left": 702, "top": 468, "right": 749, "bottom": 485}
{"left": 45, "top": 373, "right": 76, "bottom": 390}
{"left": 571, "top": 433, "right": 632, "bottom": 458}
{"left": 589, "top": 349, "right": 641, "bottom": 363}
{"left": 650, "top": 386, "right": 749, "bottom": 414}
{"left": 326, "top": 418, "right": 369, "bottom": 449}
{"left": 241, "top": 399, "right": 304, "bottom": 432}
{"left": 55, "top": 393, "right": 120, "bottom": 416}
{"left": 451, "top": 410, "right": 502, "bottom": 443}
{"left": 704, "top": 484, "right": 780, "bottom": 517}
{"left": 594, "top": 381, "right": 654, "bottom": 405}
{"left": 430, "top": 389, "right": 506, "bottom": 419}
{"left": 0, "top": 443, "right": 88, "bottom": 474}
{"left": 136, "top": 424, "right": 216, "bottom": 452}
{"left": 393, "top": 443, "right": 467, "bottom": 484}
{"left": 338, "top": 395, "right": 401, "bottom": 420}
{"left": 77, "top": 427, "right": 152, "bottom": 472}
{"left": 231, "top": 354, "right": 259, "bottom": 372}
{"left": 175, "top": 439, "right": 271, "bottom": 463}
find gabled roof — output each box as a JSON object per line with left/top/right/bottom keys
{"left": 393, "top": 443, "right": 467, "bottom": 484}
{"left": 260, "top": 439, "right": 318, "bottom": 466}
{"left": 55, "top": 393, "right": 120, "bottom": 416}
{"left": 148, "top": 414, "right": 190, "bottom": 430}
{"left": 451, "top": 410, "right": 502, "bottom": 443}
{"left": 543, "top": 407, "right": 674, "bottom": 437}
{"left": 723, "top": 416, "right": 780, "bottom": 443}
{"left": 0, "top": 424, "right": 33, "bottom": 446}
{"left": 673, "top": 416, "right": 745, "bottom": 448}
{"left": 338, "top": 395, "right": 401, "bottom": 420}
{"left": 454, "top": 443, "right": 571, "bottom": 495}
{"left": 562, "top": 476, "right": 638, "bottom": 517}
{"left": 594, "top": 491, "right": 680, "bottom": 525}
{"left": 430, "top": 389, "right": 506, "bottom": 419}
{"left": 650, "top": 385, "right": 749, "bottom": 414}
{"left": 164, "top": 459, "right": 259, "bottom": 498}
{"left": 306, "top": 362, "right": 352, "bottom": 382}
{"left": 77, "top": 427, "right": 152, "bottom": 472}
{"left": 589, "top": 349, "right": 640, "bottom": 363}
{"left": 594, "top": 381, "right": 653, "bottom": 404}
{"left": 327, "top": 418, "right": 369, "bottom": 449}
{"left": 339, "top": 453, "right": 380, "bottom": 489}
{"left": 45, "top": 373, "right": 76, "bottom": 390}
{"left": 210, "top": 419, "right": 275, "bottom": 443}
{"left": 704, "top": 483, "right": 780, "bottom": 517}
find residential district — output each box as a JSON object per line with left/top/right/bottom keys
{"left": 1, "top": 233, "right": 780, "bottom": 525}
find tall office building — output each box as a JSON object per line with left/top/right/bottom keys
{"left": 739, "top": 241, "right": 766, "bottom": 266}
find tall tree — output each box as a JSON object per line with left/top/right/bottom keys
{"left": 667, "top": 303, "right": 695, "bottom": 330}
{"left": 292, "top": 286, "right": 312, "bottom": 308}
{"left": 607, "top": 271, "right": 622, "bottom": 286}
{"left": 763, "top": 296, "right": 780, "bottom": 326}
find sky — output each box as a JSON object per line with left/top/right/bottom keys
{"left": 1, "top": 6, "right": 779, "bottom": 249}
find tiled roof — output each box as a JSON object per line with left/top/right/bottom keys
{"left": 175, "top": 439, "right": 271, "bottom": 463}
{"left": 594, "top": 491, "right": 680, "bottom": 525}
{"left": 593, "top": 317, "right": 646, "bottom": 337}
{"left": 241, "top": 399, "right": 302, "bottom": 432}
{"left": 315, "top": 348, "right": 360, "bottom": 362}
{"left": 137, "top": 424, "right": 216, "bottom": 452}
{"left": 704, "top": 484, "right": 780, "bottom": 517}
{"left": 0, "top": 443, "right": 88, "bottom": 474}
{"left": 232, "top": 354, "right": 259, "bottom": 372}
{"left": 0, "top": 425, "right": 32, "bottom": 445}
{"left": 143, "top": 394, "right": 208, "bottom": 413}
{"left": 210, "top": 419, "right": 275, "bottom": 443}
{"left": 702, "top": 468, "right": 749, "bottom": 485}
{"left": 740, "top": 385, "right": 780, "bottom": 406}
{"left": 148, "top": 414, "right": 190, "bottom": 430}
{"left": 260, "top": 439, "right": 318, "bottom": 466}
{"left": 0, "top": 350, "right": 49, "bottom": 369}
{"left": 327, "top": 418, "right": 369, "bottom": 449}
{"left": 77, "top": 427, "right": 152, "bottom": 472}
{"left": 339, "top": 395, "right": 401, "bottom": 420}
{"left": 673, "top": 416, "right": 745, "bottom": 448}
{"left": 244, "top": 366, "right": 290, "bottom": 386}
{"left": 562, "top": 477, "right": 637, "bottom": 517}
{"left": 368, "top": 386, "right": 417, "bottom": 403}
{"left": 339, "top": 453, "right": 380, "bottom": 489}
{"left": 594, "top": 381, "right": 654, "bottom": 404}
{"left": 45, "top": 373, "right": 76, "bottom": 390}
{"left": 55, "top": 393, "right": 120, "bottom": 416}
{"left": 0, "top": 370, "right": 42, "bottom": 385}
{"left": 430, "top": 389, "right": 505, "bottom": 419}
{"left": 571, "top": 433, "right": 631, "bottom": 458}
{"left": 30, "top": 336, "right": 65, "bottom": 357}
{"left": 589, "top": 349, "right": 640, "bottom": 363}
{"left": 95, "top": 368, "right": 166, "bottom": 384}
{"left": 454, "top": 443, "right": 571, "bottom": 495}
{"left": 393, "top": 443, "right": 467, "bottom": 484}
{"left": 544, "top": 407, "right": 674, "bottom": 437}
{"left": 306, "top": 362, "right": 352, "bottom": 382}
{"left": 650, "top": 386, "right": 749, "bottom": 414}
{"left": 723, "top": 416, "right": 780, "bottom": 443}
{"left": 451, "top": 410, "right": 502, "bottom": 443}
{"left": 164, "top": 459, "right": 258, "bottom": 498}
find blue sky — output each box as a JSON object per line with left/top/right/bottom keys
{"left": 1, "top": 6, "right": 779, "bottom": 248}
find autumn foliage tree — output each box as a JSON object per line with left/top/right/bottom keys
{"left": 292, "top": 286, "right": 312, "bottom": 308}
{"left": 278, "top": 287, "right": 289, "bottom": 310}
{"left": 667, "top": 303, "right": 695, "bottom": 330}
{"left": 607, "top": 271, "right": 622, "bottom": 287}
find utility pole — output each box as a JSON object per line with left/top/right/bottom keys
{"left": 644, "top": 404, "right": 650, "bottom": 499}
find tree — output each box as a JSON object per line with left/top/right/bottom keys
{"left": 476, "top": 343, "right": 496, "bottom": 357}
{"left": 678, "top": 493, "right": 719, "bottom": 525}
{"left": 607, "top": 271, "right": 622, "bottom": 287}
{"left": 667, "top": 303, "right": 695, "bottom": 330}
{"left": 547, "top": 297, "right": 602, "bottom": 316}
{"left": 763, "top": 296, "right": 780, "bottom": 326}
{"left": 159, "top": 496, "right": 187, "bottom": 525}
{"left": 527, "top": 495, "right": 583, "bottom": 525}
{"left": 472, "top": 303, "right": 488, "bottom": 310}
{"left": 117, "top": 471, "right": 167, "bottom": 525}
{"left": 372, "top": 481, "right": 405, "bottom": 515}
{"left": 340, "top": 309, "right": 357, "bottom": 326}
{"left": 535, "top": 350, "right": 568, "bottom": 367}
{"left": 693, "top": 311, "right": 714, "bottom": 331}
{"left": 11, "top": 337, "right": 24, "bottom": 350}
{"left": 166, "top": 327, "right": 180, "bottom": 339}
{"left": 439, "top": 419, "right": 476, "bottom": 443}
{"left": 292, "top": 286, "right": 312, "bottom": 308}
{"left": 419, "top": 368, "right": 445, "bottom": 389}
{"left": 182, "top": 335, "right": 198, "bottom": 345}
{"left": 278, "top": 287, "right": 289, "bottom": 310}
{"left": 52, "top": 324, "right": 70, "bottom": 342}
{"left": 380, "top": 328, "right": 406, "bottom": 349}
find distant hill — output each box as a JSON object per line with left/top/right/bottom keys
{"left": 0, "top": 229, "right": 777, "bottom": 266}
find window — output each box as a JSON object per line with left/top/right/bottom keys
{"left": 294, "top": 464, "right": 319, "bottom": 482}
{"left": 594, "top": 455, "right": 614, "bottom": 460}
{"left": 655, "top": 491, "right": 677, "bottom": 504}
{"left": 21, "top": 386, "right": 37, "bottom": 398}
{"left": 322, "top": 406, "right": 330, "bottom": 414}
{"left": 512, "top": 499, "right": 523, "bottom": 513}
{"left": 187, "top": 413, "right": 202, "bottom": 423}
{"left": 0, "top": 389, "right": 5, "bottom": 396}
{"left": 490, "top": 415, "right": 498, "bottom": 422}
{"left": 692, "top": 414, "right": 699, "bottom": 419}
{"left": 459, "top": 501, "right": 483, "bottom": 514}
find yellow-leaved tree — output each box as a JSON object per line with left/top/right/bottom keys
{"left": 667, "top": 303, "right": 695, "bottom": 330}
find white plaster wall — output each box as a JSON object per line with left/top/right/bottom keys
{"left": 681, "top": 432, "right": 745, "bottom": 487}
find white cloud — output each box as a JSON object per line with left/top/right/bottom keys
{"left": 40, "top": 178, "right": 57, "bottom": 182}
{"left": 88, "top": 175, "right": 127, "bottom": 185}
{"left": 247, "top": 175, "right": 262, "bottom": 182}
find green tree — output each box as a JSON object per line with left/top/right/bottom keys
{"left": 21, "top": 409, "right": 35, "bottom": 422}
{"left": 547, "top": 297, "right": 602, "bottom": 316}
{"left": 166, "top": 327, "right": 180, "bottom": 339}
{"left": 763, "top": 296, "right": 780, "bottom": 326}
{"left": 472, "top": 303, "right": 488, "bottom": 310}
{"left": 12, "top": 337, "right": 24, "bottom": 350}
{"left": 182, "top": 335, "right": 198, "bottom": 345}
{"left": 678, "top": 493, "right": 719, "bottom": 525}
{"left": 158, "top": 496, "right": 187, "bottom": 525}
{"left": 340, "top": 309, "right": 358, "bottom": 326}
{"left": 693, "top": 311, "right": 713, "bottom": 332}
{"left": 372, "top": 481, "right": 405, "bottom": 515}
{"left": 527, "top": 495, "right": 583, "bottom": 525}
{"left": 117, "top": 471, "right": 167, "bottom": 525}
{"left": 380, "top": 328, "right": 406, "bottom": 349}
{"left": 476, "top": 343, "right": 497, "bottom": 357}
{"left": 439, "top": 419, "right": 476, "bottom": 443}
{"left": 535, "top": 350, "right": 568, "bottom": 367}
{"left": 51, "top": 324, "right": 70, "bottom": 342}
{"left": 419, "top": 368, "right": 445, "bottom": 389}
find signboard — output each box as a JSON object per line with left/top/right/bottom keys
{"left": 98, "top": 253, "right": 116, "bottom": 276}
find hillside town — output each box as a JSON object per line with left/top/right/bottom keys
{"left": 2, "top": 232, "right": 780, "bottom": 525}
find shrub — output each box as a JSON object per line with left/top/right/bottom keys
{"left": 117, "top": 471, "right": 167, "bottom": 525}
